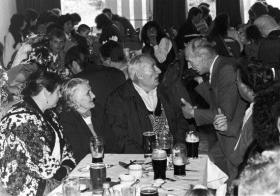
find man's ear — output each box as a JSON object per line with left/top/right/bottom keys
{"left": 277, "top": 117, "right": 280, "bottom": 133}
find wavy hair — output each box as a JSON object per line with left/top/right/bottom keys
{"left": 253, "top": 82, "right": 280, "bottom": 151}
{"left": 61, "top": 78, "right": 89, "bottom": 111}
{"left": 141, "top": 21, "right": 166, "bottom": 46}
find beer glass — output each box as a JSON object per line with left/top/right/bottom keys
{"left": 140, "top": 186, "right": 159, "bottom": 196}
{"left": 152, "top": 148, "right": 167, "bottom": 179}
{"left": 158, "top": 131, "right": 173, "bottom": 156}
{"left": 172, "top": 144, "right": 187, "bottom": 176}
{"left": 90, "top": 163, "right": 106, "bottom": 194}
{"left": 185, "top": 131, "right": 199, "bottom": 158}
{"left": 142, "top": 131, "right": 156, "bottom": 158}
{"left": 62, "top": 177, "right": 80, "bottom": 196}
{"left": 90, "top": 136, "right": 104, "bottom": 163}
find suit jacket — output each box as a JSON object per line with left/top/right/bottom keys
{"left": 194, "top": 56, "right": 247, "bottom": 158}
{"left": 75, "top": 65, "right": 126, "bottom": 133}
{"left": 104, "top": 80, "right": 189, "bottom": 153}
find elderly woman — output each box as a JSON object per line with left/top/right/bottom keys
{"left": 60, "top": 78, "right": 98, "bottom": 163}
{"left": 0, "top": 71, "right": 75, "bottom": 196}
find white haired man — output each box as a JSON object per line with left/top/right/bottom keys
{"left": 104, "top": 54, "right": 189, "bottom": 153}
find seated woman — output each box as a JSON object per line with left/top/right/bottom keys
{"left": 213, "top": 59, "right": 275, "bottom": 181}
{"left": 141, "top": 21, "right": 175, "bottom": 75}
{"left": 60, "top": 78, "right": 98, "bottom": 163}
{"left": 0, "top": 71, "right": 75, "bottom": 196}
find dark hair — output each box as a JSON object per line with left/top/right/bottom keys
{"left": 9, "top": 14, "right": 26, "bottom": 48}
{"left": 22, "top": 71, "right": 62, "bottom": 97}
{"left": 187, "top": 7, "right": 202, "bottom": 23}
{"left": 70, "top": 13, "right": 81, "bottom": 24}
{"left": 48, "top": 28, "right": 66, "bottom": 40}
{"left": 95, "top": 13, "right": 112, "bottom": 30}
{"left": 57, "top": 14, "right": 73, "bottom": 28}
{"left": 245, "top": 24, "right": 262, "bottom": 43}
{"left": 208, "top": 13, "right": 229, "bottom": 39}
{"left": 37, "top": 11, "right": 59, "bottom": 26}
{"left": 24, "top": 9, "right": 38, "bottom": 24}
{"left": 77, "top": 24, "right": 90, "bottom": 33}
{"left": 237, "top": 58, "right": 274, "bottom": 93}
{"left": 46, "top": 23, "right": 63, "bottom": 35}
{"left": 99, "top": 40, "right": 125, "bottom": 62}
{"left": 141, "top": 21, "right": 166, "bottom": 46}
{"left": 253, "top": 82, "right": 280, "bottom": 151}
{"left": 102, "top": 8, "right": 112, "bottom": 14}
{"left": 65, "top": 45, "right": 87, "bottom": 69}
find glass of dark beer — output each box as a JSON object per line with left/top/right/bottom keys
{"left": 152, "top": 148, "right": 167, "bottom": 179}
{"left": 142, "top": 131, "right": 156, "bottom": 158}
{"left": 90, "top": 163, "right": 106, "bottom": 194}
{"left": 90, "top": 136, "right": 104, "bottom": 163}
{"left": 140, "top": 186, "right": 159, "bottom": 196}
{"left": 185, "top": 131, "right": 199, "bottom": 158}
{"left": 172, "top": 144, "right": 187, "bottom": 176}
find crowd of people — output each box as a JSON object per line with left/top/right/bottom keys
{"left": 1, "top": 1, "right": 280, "bottom": 195}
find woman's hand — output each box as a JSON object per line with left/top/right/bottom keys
{"left": 213, "top": 108, "right": 228, "bottom": 131}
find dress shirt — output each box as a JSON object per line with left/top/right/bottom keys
{"left": 209, "top": 55, "right": 219, "bottom": 84}
{"left": 82, "top": 116, "right": 97, "bottom": 137}
{"left": 133, "top": 83, "right": 158, "bottom": 112}
{"left": 234, "top": 102, "right": 254, "bottom": 150}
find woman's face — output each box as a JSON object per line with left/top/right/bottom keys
{"left": 20, "top": 20, "right": 27, "bottom": 31}
{"left": 73, "top": 83, "right": 95, "bottom": 112}
{"left": 64, "top": 20, "right": 73, "bottom": 34}
{"left": 237, "top": 70, "right": 254, "bottom": 103}
{"left": 147, "top": 27, "right": 158, "bottom": 40}
{"left": 46, "top": 85, "right": 61, "bottom": 109}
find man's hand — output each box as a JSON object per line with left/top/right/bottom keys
{"left": 213, "top": 108, "right": 228, "bottom": 131}
{"left": 181, "top": 98, "right": 195, "bottom": 119}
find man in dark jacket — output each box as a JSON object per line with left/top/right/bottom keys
{"left": 104, "top": 54, "right": 189, "bottom": 153}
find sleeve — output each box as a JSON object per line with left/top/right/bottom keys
{"left": 153, "top": 38, "right": 172, "bottom": 63}
{"left": 3, "top": 33, "right": 16, "bottom": 68}
{"left": 194, "top": 108, "right": 215, "bottom": 126}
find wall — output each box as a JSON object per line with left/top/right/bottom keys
{"left": 0, "top": 0, "right": 17, "bottom": 45}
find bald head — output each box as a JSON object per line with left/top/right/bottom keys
{"left": 254, "top": 14, "right": 280, "bottom": 37}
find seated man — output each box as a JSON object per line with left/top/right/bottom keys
{"left": 104, "top": 54, "right": 188, "bottom": 153}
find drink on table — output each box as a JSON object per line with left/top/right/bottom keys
{"left": 172, "top": 144, "right": 187, "bottom": 176}
{"left": 158, "top": 126, "right": 173, "bottom": 156}
{"left": 90, "top": 163, "right": 107, "bottom": 194}
{"left": 185, "top": 131, "right": 199, "bottom": 158}
{"left": 62, "top": 177, "right": 80, "bottom": 196}
{"left": 140, "top": 186, "right": 159, "bottom": 196}
{"left": 152, "top": 148, "right": 167, "bottom": 179}
{"left": 142, "top": 131, "right": 156, "bottom": 158}
{"left": 90, "top": 136, "right": 104, "bottom": 163}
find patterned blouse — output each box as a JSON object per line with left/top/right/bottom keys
{"left": 0, "top": 97, "right": 76, "bottom": 196}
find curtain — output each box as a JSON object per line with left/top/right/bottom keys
{"left": 153, "top": 0, "right": 186, "bottom": 30}
{"left": 216, "top": 0, "right": 242, "bottom": 27}
{"left": 16, "top": 0, "right": 61, "bottom": 13}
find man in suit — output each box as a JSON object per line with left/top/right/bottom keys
{"left": 181, "top": 38, "right": 247, "bottom": 175}
{"left": 104, "top": 54, "right": 189, "bottom": 153}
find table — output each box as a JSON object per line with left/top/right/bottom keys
{"left": 48, "top": 154, "right": 227, "bottom": 196}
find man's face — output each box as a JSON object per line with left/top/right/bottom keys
{"left": 64, "top": 20, "right": 73, "bottom": 34}
{"left": 138, "top": 58, "right": 161, "bottom": 91}
{"left": 49, "top": 36, "right": 65, "bottom": 54}
{"left": 185, "top": 48, "right": 208, "bottom": 75}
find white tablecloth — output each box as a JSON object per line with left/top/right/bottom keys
{"left": 48, "top": 154, "right": 227, "bottom": 196}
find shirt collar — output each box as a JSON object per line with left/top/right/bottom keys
{"left": 209, "top": 55, "right": 219, "bottom": 83}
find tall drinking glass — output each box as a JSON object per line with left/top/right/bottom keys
{"left": 90, "top": 163, "right": 106, "bottom": 194}
{"left": 158, "top": 131, "right": 173, "bottom": 156}
{"left": 90, "top": 136, "right": 104, "bottom": 163}
{"left": 152, "top": 149, "right": 167, "bottom": 179}
{"left": 62, "top": 177, "right": 80, "bottom": 196}
{"left": 142, "top": 131, "right": 156, "bottom": 158}
{"left": 185, "top": 131, "right": 199, "bottom": 158}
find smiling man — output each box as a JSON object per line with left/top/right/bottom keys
{"left": 104, "top": 54, "right": 188, "bottom": 153}
{"left": 182, "top": 38, "right": 247, "bottom": 176}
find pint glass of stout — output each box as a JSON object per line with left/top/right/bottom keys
{"left": 90, "top": 136, "right": 104, "bottom": 163}
{"left": 90, "top": 163, "right": 106, "bottom": 194}
{"left": 172, "top": 146, "right": 186, "bottom": 176}
{"left": 142, "top": 131, "right": 156, "bottom": 158}
{"left": 185, "top": 131, "right": 199, "bottom": 158}
{"left": 140, "top": 186, "right": 159, "bottom": 196}
{"left": 152, "top": 149, "right": 167, "bottom": 179}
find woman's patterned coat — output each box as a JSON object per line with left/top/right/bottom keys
{"left": 0, "top": 97, "right": 75, "bottom": 196}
